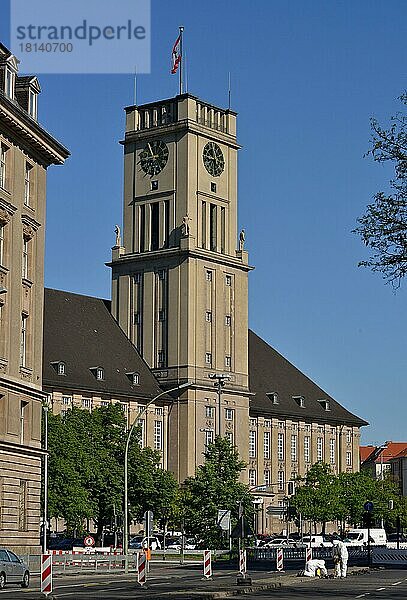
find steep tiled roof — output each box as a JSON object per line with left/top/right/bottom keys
{"left": 43, "top": 288, "right": 167, "bottom": 401}
{"left": 248, "top": 330, "right": 367, "bottom": 426}
{"left": 360, "top": 445, "right": 376, "bottom": 464}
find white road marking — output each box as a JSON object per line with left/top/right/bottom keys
{"left": 392, "top": 581, "right": 402, "bottom": 586}
{"left": 376, "top": 588, "right": 386, "bottom": 591}
{"left": 355, "top": 595, "right": 367, "bottom": 598}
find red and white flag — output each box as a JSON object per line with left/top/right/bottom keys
{"left": 171, "top": 33, "right": 182, "bottom": 74}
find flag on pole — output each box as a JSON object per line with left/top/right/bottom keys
{"left": 171, "top": 33, "right": 182, "bottom": 74}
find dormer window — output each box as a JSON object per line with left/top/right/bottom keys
{"left": 5, "top": 67, "right": 15, "bottom": 99}
{"left": 51, "top": 361, "right": 66, "bottom": 376}
{"left": 126, "top": 371, "right": 140, "bottom": 385}
{"left": 90, "top": 366, "right": 104, "bottom": 380}
{"left": 28, "top": 89, "right": 38, "bottom": 119}
{"left": 293, "top": 395, "right": 305, "bottom": 408}
{"left": 267, "top": 392, "right": 279, "bottom": 405}
{"left": 319, "top": 399, "right": 331, "bottom": 411}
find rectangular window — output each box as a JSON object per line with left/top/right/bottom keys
{"left": 264, "top": 469, "right": 271, "bottom": 487}
{"left": 225, "top": 274, "right": 232, "bottom": 286}
{"left": 82, "top": 398, "right": 91, "bottom": 409}
{"left": 20, "top": 314, "right": 27, "bottom": 366}
{"left": 139, "top": 204, "right": 146, "bottom": 252}
{"left": 205, "top": 405, "right": 215, "bottom": 418}
{"left": 18, "top": 480, "right": 27, "bottom": 531}
{"left": 225, "top": 431, "right": 233, "bottom": 444}
{"left": 100, "top": 401, "right": 109, "bottom": 408}
{"left": 205, "top": 311, "right": 212, "bottom": 322}
{"left": 155, "top": 407, "right": 163, "bottom": 416}
{"left": 28, "top": 90, "right": 37, "bottom": 119}
{"left": 24, "top": 163, "right": 33, "bottom": 206}
{"left": 0, "top": 223, "right": 5, "bottom": 266}
{"left": 278, "top": 470, "right": 285, "bottom": 492}
{"left": 0, "top": 144, "right": 7, "bottom": 190}
{"left": 158, "top": 350, "right": 165, "bottom": 367}
{"left": 304, "top": 436, "right": 310, "bottom": 463}
{"left": 317, "top": 437, "right": 324, "bottom": 462}
{"left": 250, "top": 418, "right": 257, "bottom": 427}
{"left": 225, "top": 315, "right": 231, "bottom": 326}
{"left": 164, "top": 200, "right": 170, "bottom": 247}
{"left": 330, "top": 438, "right": 336, "bottom": 464}
{"left": 157, "top": 269, "right": 165, "bottom": 280}
{"left": 205, "top": 352, "right": 212, "bottom": 364}
{"left": 346, "top": 429, "right": 352, "bottom": 444}
{"left": 137, "top": 419, "right": 145, "bottom": 447}
{"left": 220, "top": 206, "right": 225, "bottom": 254}
{"left": 346, "top": 451, "right": 352, "bottom": 466}
{"left": 202, "top": 201, "right": 207, "bottom": 249}
{"left": 225, "top": 408, "right": 233, "bottom": 421}
{"left": 158, "top": 309, "right": 165, "bottom": 321}
{"left": 62, "top": 396, "right": 71, "bottom": 406}
{"left": 264, "top": 420, "right": 271, "bottom": 428}
{"left": 20, "top": 401, "right": 28, "bottom": 445}
{"left": 210, "top": 203, "right": 217, "bottom": 251}
{"left": 277, "top": 432, "right": 284, "bottom": 461}
{"left": 205, "top": 429, "right": 214, "bottom": 448}
{"left": 22, "top": 238, "right": 29, "bottom": 279}
{"left": 263, "top": 431, "right": 270, "bottom": 459}
{"left": 225, "top": 355, "right": 231, "bottom": 367}
{"left": 291, "top": 434, "right": 297, "bottom": 462}
{"left": 5, "top": 68, "right": 15, "bottom": 99}
{"left": 249, "top": 469, "right": 257, "bottom": 487}
{"left": 249, "top": 430, "right": 257, "bottom": 458}
{"left": 154, "top": 420, "right": 162, "bottom": 450}
{"left": 206, "top": 270, "right": 212, "bottom": 282}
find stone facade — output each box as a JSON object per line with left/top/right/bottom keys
{"left": 0, "top": 44, "right": 68, "bottom": 553}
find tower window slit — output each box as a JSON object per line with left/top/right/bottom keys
{"left": 151, "top": 202, "right": 159, "bottom": 251}
{"left": 210, "top": 203, "right": 217, "bottom": 252}
{"left": 139, "top": 205, "right": 146, "bottom": 252}
{"left": 202, "top": 201, "right": 207, "bottom": 249}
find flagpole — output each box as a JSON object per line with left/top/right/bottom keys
{"left": 228, "top": 72, "right": 231, "bottom": 110}
{"left": 179, "top": 26, "right": 184, "bottom": 95}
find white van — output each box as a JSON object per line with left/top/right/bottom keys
{"left": 302, "top": 535, "right": 331, "bottom": 548}
{"left": 343, "top": 528, "right": 387, "bottom": 547}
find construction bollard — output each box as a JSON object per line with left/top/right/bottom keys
{"left": 41, "top": 554, "right": 52, "bottom": 597}
{"left": 137, "top": 552, "right": 146, "bottom": 586}
{"left": 276, "top": 547, "right": 284, "bottom": 572}
{"left": 239, "top": 549, "right": 247, "bottom": 575}
{"left": 306, "top": 546, "right": 312, "bottom": 565}
{"left": 203, "top": 550, "right": 212, "bottom": 579}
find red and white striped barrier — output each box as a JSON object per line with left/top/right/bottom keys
{"left": 306, "top": 546, "right": 312, "bottom": 564}
{"left": 203, "top": 549, "right": 212, "bottom": 579}
{"left": 239, "top": 549, "right": 247, "bottom": 574}
{"left": 137, "top": 552, "right": 146, "bottom": 585}
{"left": 276, "top": 547, "right": 284, "bottom": 572}
{"left": 41, "top": 554, "right": 52, "bottom": 597}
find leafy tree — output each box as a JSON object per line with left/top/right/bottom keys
{"left": 354, "top": 93, "right": 407, "bottom": 287}
{"left": 290, "top": 462, "right": 340, "bottom": 534}
{"left": 182, "top": 437, "right": 253, "bottom": 548}
{"left": 46, "top": 405, "right": 179, "bottom": 539}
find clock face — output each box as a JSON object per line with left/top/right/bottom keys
{"left": 203, "top": 142, "right": 224, "bottom": 177}
{"left": 139, "top": 140, "right": 169, "bottom": 176}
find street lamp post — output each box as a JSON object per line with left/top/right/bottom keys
{"left": 123, "top": 381, "right": 191, "bottom": 572}
{"left": 208, "top": 373, "right": 231, "bottom": 437}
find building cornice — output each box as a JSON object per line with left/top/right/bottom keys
{"left": 0, "top": 375, "right": 46, "bottom": 401}
{"left": 0, "top": 90, "right": 69, "bottom": 166}
{"left": 0, "top": 439, "right": 46, "bottom": 458}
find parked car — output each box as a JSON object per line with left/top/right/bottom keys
{"left": 165, "top": 537, "right": 196, "bottom": 550}
{"left": 301, "top": 535, "right": 332, "bottom": 548}
{"left": 387, "top": 533, "right": 407, "bottom": 543}
{"left": 129, "top": 536, "right": 161, "bottom": 550}
{"left": 263, "top": 537, "right": 295, "bottom": 548}
{"left": 0, "top": 549, "right": 30, "bottom": 589}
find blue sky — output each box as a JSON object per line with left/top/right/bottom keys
{"left": 2, "top": 1, "right": 406, "bottom": 444}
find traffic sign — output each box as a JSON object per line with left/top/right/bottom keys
{"left": 364, "top": 501, "right": 374, "bottom": 512}
{"left": 84, "top": 535, "right": 95, "bottom": 547}
{"left": 217, "top": 509, "right": 231, "bottom": 531}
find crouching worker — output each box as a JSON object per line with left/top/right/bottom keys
{"left": 300, "top": 559, "right": 328, "bottom": 578}
{"left": 332, "top": 539, "right": 348, "bottom": 578}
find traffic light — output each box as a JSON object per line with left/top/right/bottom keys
{"left": 362, "top": 511, "right": 373, "bottom": 527}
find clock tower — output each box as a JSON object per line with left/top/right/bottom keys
{"left": 110, "top": 94, "right": 252, "bottom": 481}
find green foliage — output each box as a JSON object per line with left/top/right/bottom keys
{"left": 182, "top": 437, "right": 253, "bottom": 548}
{"left": 354, "top": 93, "right": 407, "bottom": 287}
{"left": 45, "top": 405, "right": 178, "bottom": 537}
{"left": 290, "top": 462, "right": 406, "bottom": 531}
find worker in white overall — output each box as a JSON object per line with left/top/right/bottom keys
{"left": 332, "top": 539, "right": 348, "bottom": 577}
{"left": 302, "top": 559, "right": 328, "bottom": 577}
